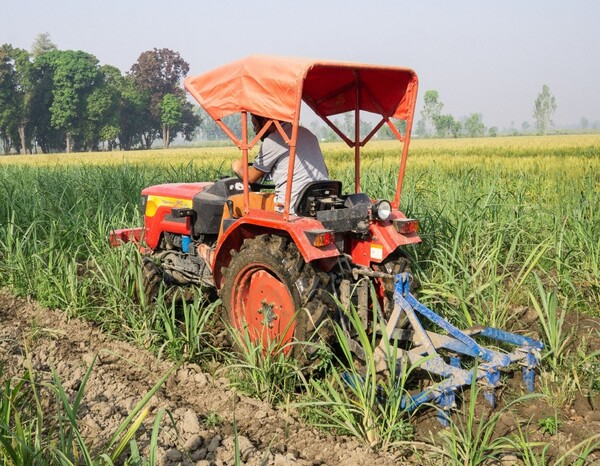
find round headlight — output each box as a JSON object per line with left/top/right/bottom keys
{"left": 373, "top": 200, "right": 392, "bottom": 220}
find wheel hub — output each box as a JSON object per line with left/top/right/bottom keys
{"left": 232, "top": 267, "right": 296, "bottom": 351}
{"left": 257, "top": 300, "right": 278, "bottom": 328}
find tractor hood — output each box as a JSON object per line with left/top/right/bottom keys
{"left": 184, "top": 55, "right": 419, "bottom": 124}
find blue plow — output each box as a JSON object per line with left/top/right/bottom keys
{"left": 358, "top": 273, "right": 544, "bottom": 423}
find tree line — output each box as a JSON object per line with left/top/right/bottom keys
{"left": 413, "top": 86, "right": 560, "bottom": 139}
{"left": 0, "top": 34, "right": 586, "bottom": 154}
{"left": 0, "top": 34, "right": 200, "bottom": 154}
{"left": 303, "top": 85, "right": 564, "bottom": 142}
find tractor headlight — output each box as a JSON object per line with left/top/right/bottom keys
{"left": 372, "top": 200, "right": 392, "bottom": 221}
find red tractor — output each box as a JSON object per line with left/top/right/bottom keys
{"left": 111, "top": 55, "right": 422, "bottom": 360}
{"left": 112, "top": 56, "right": 544, "bottom": 415}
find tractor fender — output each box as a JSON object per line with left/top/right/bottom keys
{"left": 212, "top": 210, "right": 340, "bottom": 289}
{"left": 350, "top": 212, "right": 422, "bottom": 267}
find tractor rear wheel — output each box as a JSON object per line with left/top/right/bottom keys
{"left": 221, "top": 234, "right": 334, "bottom": 365}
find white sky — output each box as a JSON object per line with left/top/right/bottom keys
{"left": 3, "top": 0, "right": 599, "bottom": 129}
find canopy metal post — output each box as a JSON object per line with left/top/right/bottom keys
{"left": 354, "top": 74, "right": 361, "bottom": 193}
{"left": 241, "top": 111, "right": 250, "bottom": 215}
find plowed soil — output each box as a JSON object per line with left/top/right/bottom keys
{"left": 1, "top": 290, "right": 599, "bottom": 465}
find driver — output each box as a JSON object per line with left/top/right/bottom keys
{"left": 231, "top": 114, "right": 329, "bottom": 215}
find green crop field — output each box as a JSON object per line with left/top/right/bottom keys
{"left": 1, "top": 133, "right": 599, "bottom": 462}
{"left": 1, "top": 133, "right": 598, "bottom": 323}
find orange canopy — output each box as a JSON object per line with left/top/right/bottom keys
{"left": 184, "top": 55, "right": 419, "bottom": 124}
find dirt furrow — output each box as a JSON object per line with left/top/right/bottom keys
{"left": 0, "top": 291, "right": 410, "bottom": 465}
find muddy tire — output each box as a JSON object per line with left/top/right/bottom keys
{"left": 141, "top": 255, "right": 194, "bottom": 304}
{"left": 221, "top": 234, "right": 334, "bottom": 365}
{"left": 142, "top": 256, "right": 163, "bottom": 303}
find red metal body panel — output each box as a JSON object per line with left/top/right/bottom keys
{"left": 142, "top": 182, "right": 212, "bottom": 198}
{"left": 212, "top": 210, "right": 340, "bottom": 288}
{"left": 109, "top": 227, "right": 143, "bottom": 247}
{"left": 142, "top": 182, "right": 211, "bottom": 249}
{"left": 348, "top": 239, "right": 372, "bottom": 267}
{"left": 370, "top": 211, "right": 421, "bottom": 257}
{"left": 349, "top": 211, "right": 421, "bottom": 266}
{"left": 144, "top": 209, "right": 191, "bottom": 249}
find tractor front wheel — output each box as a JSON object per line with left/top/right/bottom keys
{"left": 141, "top": 254, "right": 196, "bottom": 304}
{"left": 221, "top": 234, "right": 334, "bottom": 364}
{"left": 142, "top": 256, "right": 163, "bottom": 303}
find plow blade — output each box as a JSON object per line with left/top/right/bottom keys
{"left": 372, "top": 273, "right": 544, "bottom": 423}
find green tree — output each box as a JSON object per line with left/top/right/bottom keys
{"left": 449, "top": 118, "right": 462, "bottom": 138}
{"left": 0, "top": 45, "right": 35, "bottom": 154}
{"left": 12, "top": 48, "right": 36, "bottom": 154}
{"left": 37, "top": 50, "right": 100, "bottom": 152}
{"left": 89, "top": 65, "right": 123, "bottom": 150}
{"left": 343, "top": 112, "right": 354, "bottom": 137}
{"left": 31, "top": 32, "right": 57, "bottom": 58}
{"left": 0, "top": 44, "right": 18, "bottom": 154}
{"left": 533, "top": 84, "right": 556, "bottom": 135}
{"left": 194, "top": 107, "right": 242, "bottom": 141}
{"left": 378, "top": 119, "right": 407, "bottom": 140}
{"left": 433, "top": 114, "right": 460, "bottom": 138}
{"left": 420, "top": 90, "right": 443, "bottom": 136}
{"left": 91, "top": 63, "right": 140, "bottom": 150}
{"left": 129, "top": 48, "right": 191, "bottom": 149}
{"left": 84, "top": 73, "right": 120, "bottom": 151}
{"left": 174, "top": 102, "right": 201, "bottom": 143}
{"left": 29, "top": 50, "right": 66, "bottom": 153}
{"left": 580, "top": 117, "right": 589, "bottom": 130}
{"left": 159, "top": 93, "right": 182, "bottom": 148}
{"left": 341, "top": 111, "right": 376, "bottom": 141}
{"left": 414, "top": 119, "right": 427, "bottom": 138}
{"left": 464, "top": 113, "right": 485, "bottom": 137}
{"left": 117, "top": 75, "right": 150, "bottom": 150}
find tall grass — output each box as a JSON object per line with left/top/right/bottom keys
{"left": 222, "top": 324, "right": 308, "bottom": 405}
{"left": 433, "top": 376, "right": 541, "bottom": 466}
{"left": 297, "top": 299, "right": 415, "bottom": 451}
{"left": 529, "top": 274, "right": 572, "bottom": 371}
{"left": 1, "top": 136, "right": 598, "bottom": 377}
{"left": 1, "top": 139, "right": 598, "bottom": 328}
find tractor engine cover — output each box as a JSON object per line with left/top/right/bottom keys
{"left": 316, "top": 200, "right": 371, "bottom": 234}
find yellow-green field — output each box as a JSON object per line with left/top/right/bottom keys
{"left": 3, "top": 133, "right": 597, "bottom": 202}
{"left": 3, "top": 133, "right": 599, "bottom": 170}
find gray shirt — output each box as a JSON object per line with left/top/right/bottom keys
{"left": 253, "top": 122, "right": 328, "bottom": 214}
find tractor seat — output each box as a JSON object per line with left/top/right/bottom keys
{"left": 294, "top": 180, "right": 342, "bottom": 217}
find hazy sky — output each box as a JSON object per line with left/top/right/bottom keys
{"left": 3, "top": 0, "right": 599, "bottom": 129}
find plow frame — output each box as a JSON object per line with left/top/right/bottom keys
{"left": 370, "top": 273, "right": 544, "bottom": 422}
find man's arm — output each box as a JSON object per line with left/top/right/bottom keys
{"left": 231, "top": 158, "right": 265, "bottom": 183}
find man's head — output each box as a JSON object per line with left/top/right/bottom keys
{"left": 251, "top": 114, "right": 273, "bottom": 141}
